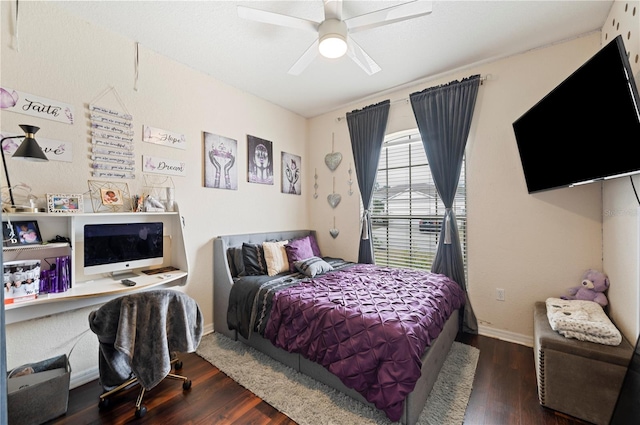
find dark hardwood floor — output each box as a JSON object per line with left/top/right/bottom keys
{"left": 47, "top": 334, "right": 591, "bottom": 425}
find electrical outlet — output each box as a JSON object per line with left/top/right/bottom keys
{"left": 496, "top": 288, "right": 505, "bottom": 301}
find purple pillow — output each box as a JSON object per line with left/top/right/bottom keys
{"left": 308, "top": 234, "right": 322, "bottom": 258}
{"left": 285, "top": 237, "right": 314, "bottom": 272}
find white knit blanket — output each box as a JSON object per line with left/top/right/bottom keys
{"left": 545, "top": 297, "right": 622, "bottom": 346}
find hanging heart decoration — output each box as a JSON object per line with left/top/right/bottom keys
{"left": 330, "top": 217, "right": 339, "bottom": 239}
{"left": 327, "top": 177, "right": 341, "bottom": 208}
{"left": 347, "top": 163, "right": 354, "bottom": 196}
{"left": 327, "top": 193, "right": 341, "bottom": 209}
{"left": 325, "top": 152, "right": 343, "bottom": 171}
{"left": 324, "top": 133, "right": 342, "bottom": 171}
{"left": 313, "top": 168, "right": 319, "bottom": 199}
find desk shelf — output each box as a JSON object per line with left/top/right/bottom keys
{"left": 3, "top": 242, "right": 70, "bottom": 253}
{"left": 2, "top": 205, "right": 189, "bottom": 324}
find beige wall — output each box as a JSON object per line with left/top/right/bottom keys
{"left": 1, "top": 1, "right": 308, "bottom": 385}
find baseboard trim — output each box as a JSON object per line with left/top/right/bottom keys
{"left": 203, "top": 323, "right": 214, "bottom": 336}
{"left": 478, "top": 325, "right": 533, "bottom": 347}
{"left": 70, "top": 366, "right": 99, "bottom": 389}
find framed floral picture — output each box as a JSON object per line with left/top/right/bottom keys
{"left": 281, "top": 152, "right": 301, "bottom": 195}
{"left": 47, "top": 193, "right": 84, "bottom": 213}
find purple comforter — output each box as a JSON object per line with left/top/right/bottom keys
{"left": 264, "top": 264, "right": 466, "bottom": 421}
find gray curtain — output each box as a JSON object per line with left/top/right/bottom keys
{"left": 346, "top": 100, "right": 390, "bottom": 264}
{"left": 409, "top": 75, "right": 480, "bottom": 333}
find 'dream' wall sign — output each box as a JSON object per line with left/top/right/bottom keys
{"left": 142, "top": 155, "right": 187, "bottom": 177}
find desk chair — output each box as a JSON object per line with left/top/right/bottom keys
{"left": 89, "top": 289, "right": 204, "bottom": 418}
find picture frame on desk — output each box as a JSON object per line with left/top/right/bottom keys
{"left": 8, "top": 221, "right": 42, "bottom": 246}
{"left": 100, "top": 188, "right": 123, "bottom": 206}
{"left": 47, "top": 193, "right": 84, "bottom": 214}
{"left": 87, "top": 180, "right": 131, "bottom": 213}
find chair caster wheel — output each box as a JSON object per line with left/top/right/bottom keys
{"left": 135, "top": 405, "right": 147, "bottom": 418}
{"left": 98, "top": 398, "right": 110, "bottom": 409}
{"left": 183, "top": 379, "right": 192, "bottom": 390}
{"left": 175, "top": 360, "right": 183, "bottom": 370}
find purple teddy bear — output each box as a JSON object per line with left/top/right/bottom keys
{"left": 562, "top": 269, "right": 609, "bottom": 307}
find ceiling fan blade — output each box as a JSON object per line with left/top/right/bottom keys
{"left": 288, "top": 39, "right": 320, "bottom": 75}
{"left": 345, "top": 0, "right": 432, "bottom": 34}
{"left": 238, "top": 5, "right": 319, "bottom": 33}
{"left": 347, "top": 38, "right": 381, "bottom": 75}
{"left": 323, "top": 0, "right": 343, "bottom": 21}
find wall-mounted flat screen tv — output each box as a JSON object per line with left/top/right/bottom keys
{"left": 513, "top": 35, "right": 640, "bottom": 194}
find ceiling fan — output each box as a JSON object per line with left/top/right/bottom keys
{"left": 238, "top": 0, "right": 433, "bottom": 76}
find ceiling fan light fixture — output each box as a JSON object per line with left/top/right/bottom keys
{"left": 319, "top": 35, "right": 347, "bottom": 58}
{"left": 318, "top": 19, "right": 347, "bottom": 59}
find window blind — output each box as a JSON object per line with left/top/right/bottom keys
{"left": 370, "top": 130, "right": 467, "bottom": 272}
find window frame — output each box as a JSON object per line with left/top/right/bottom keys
{"left": 369, "top": 129, "right": 467, "bottom": 273}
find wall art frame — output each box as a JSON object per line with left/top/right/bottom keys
{"left": 47, "top": 193, "right": 84, "bottom": 214}
{"left": 204, "top": 132, "right": 238, "bottom": 190}
{"left": 281, "top": 151, "right": 301, "bottom": 195}
{"left": 247, "top": 135, "right": 273, "bottom": 185}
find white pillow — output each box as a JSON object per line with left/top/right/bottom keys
{"left": 263, "top": 240, "right": 289, "bottom": 276}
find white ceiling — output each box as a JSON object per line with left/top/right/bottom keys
{"left": 52, "top": 1, "right": 613, "bottom": 118}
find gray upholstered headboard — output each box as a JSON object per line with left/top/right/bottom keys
{"left": 213, "top": 230, "right": 315, "bottom": 339}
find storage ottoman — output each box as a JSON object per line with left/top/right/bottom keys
{"left": 533, "top": 302, "right": 633, "bottom": 425}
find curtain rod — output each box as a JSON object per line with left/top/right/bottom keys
{"left": 335, "top": 74, "right": 490, "bottom": 122}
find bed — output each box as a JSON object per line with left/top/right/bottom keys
{"left": 213, "top": 230, "right": 465, "bottom": 425}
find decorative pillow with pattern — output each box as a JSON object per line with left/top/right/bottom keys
{"left": 294, "top": 256, "right": 334, "bottom": 277}
{"left": 263, "top": 240, "right": 289, "bottom": 276}
{"left": 242, "top": 242, "right": 267, "bottom": 276}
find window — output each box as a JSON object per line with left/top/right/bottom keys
{"left": 370, "top": 129, "right": 466, "bottom": 272}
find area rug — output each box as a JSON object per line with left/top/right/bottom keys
{"left": 196, "top": 333, "right": 479, "bottom": 425}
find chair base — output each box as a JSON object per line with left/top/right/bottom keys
{"left": 98, "top": 356, "right": 192, "bottom": 418}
